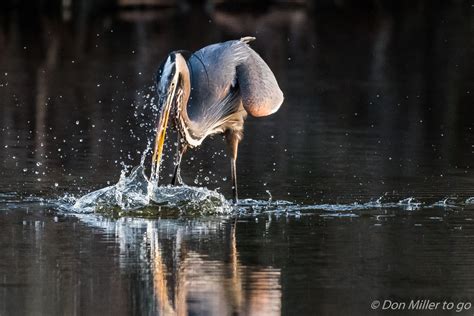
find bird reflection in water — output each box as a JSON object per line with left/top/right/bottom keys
{"left": 143, "top": 222, "right": 281, "bottom": 315}
{"left": 91, "top": 217, "right": 282, "bottom": 315}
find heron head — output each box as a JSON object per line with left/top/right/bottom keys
{"left": 151, "top": 53, "right": 180, "bottom": 178}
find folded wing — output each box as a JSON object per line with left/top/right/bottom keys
{"left": 236, "top": 38, "right": 284, "bottom": 117}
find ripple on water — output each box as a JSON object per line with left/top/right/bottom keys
{"left": 2, "top": 167, "right": 473, "bottom": 218}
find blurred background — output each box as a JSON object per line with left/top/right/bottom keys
{"left": 0, "top": 2, "right": 473, "bottom": 315}
{"left": 0, "top": 0, "right": 473, "bottom": 202}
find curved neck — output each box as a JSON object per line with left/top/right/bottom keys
{"left": 175, "top": 53, "right": 200, "bottom": 146}
{"left": 175, "top": 53, "right": 191, "bottom": 115}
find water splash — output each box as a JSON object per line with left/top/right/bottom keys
{"left": 72, "top": 165, "right": 232, "bottom": 216}
{"left": 1, "top": 191, "right": 474, "bottom": 219}
{"left": 397, "top": 197, "right": 422, "bottom": 211}
{"left": 433, "top": 197, "right": 458, "bottom": 207}
{"left": 234, "top": 195, "right": 474, "bottom": 218}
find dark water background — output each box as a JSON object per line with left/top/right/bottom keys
{"left": 1, "top": 1, "right": 473, "bottom": 315}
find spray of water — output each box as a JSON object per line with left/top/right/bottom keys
{"left": 71, "top": 165, "right": 232, "bottom": 215}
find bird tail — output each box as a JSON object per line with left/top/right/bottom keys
{"left": 240, "top": 36, "right": 256, "bottom": 44}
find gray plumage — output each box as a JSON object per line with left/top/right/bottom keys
{"left": 153, "top": 37, "right": 284, "bottom": 202}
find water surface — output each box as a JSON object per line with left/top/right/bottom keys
{"left": 1, "top": 2, "right": 473, "bottom": 315}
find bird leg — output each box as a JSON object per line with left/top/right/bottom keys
{"left": 171, "top": 141, "right": 187, "bottom": 185}
{"left": 225, "top": 131, "right": 240, "bottom": 204}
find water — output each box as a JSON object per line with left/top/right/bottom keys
{"left": 1, "top": 2, "right": 474, "bottom": 315}
{"left": 71, "top": 165, "right": 232, "bottom": 216}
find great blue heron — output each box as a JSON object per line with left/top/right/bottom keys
{"left": 151, "top": 37, "right": 284, "bottom": 203}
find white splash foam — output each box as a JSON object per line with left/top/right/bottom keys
{"left": 72, "top": 165, "right": 232, "bottom": 215}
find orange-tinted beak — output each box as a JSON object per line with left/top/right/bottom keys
{"left": 151, "top": 96, "right": 172, "bottom": 181}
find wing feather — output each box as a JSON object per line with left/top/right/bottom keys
{"left": 236, "top": 39, "right": 284, "bottom": 117}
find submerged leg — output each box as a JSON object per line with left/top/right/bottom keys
{"left": 225, "top": 131, "right": 240, "bottom": 204}
{"left": 172, "top": 143, "right": 187, "bottom": 185}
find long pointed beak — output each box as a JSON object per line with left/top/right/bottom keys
{"left": 151, "top": 96, "right": 172, "bottom": 181}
